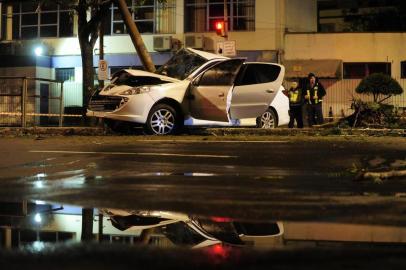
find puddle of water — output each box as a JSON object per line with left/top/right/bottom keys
{"left": 24, "top": 171, "right": 88, "bottom": 189}
{"left": 0, "top": 200, "right": 405, "bottom": 253}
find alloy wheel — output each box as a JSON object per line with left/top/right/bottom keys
{"left": 150, "top": 108, "right": 175, "bottom": 135}
{"left": 259, "top": 111, "right": 276, "bottom": 129}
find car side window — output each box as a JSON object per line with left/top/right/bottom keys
{"left": 237, "top": 64, "right": 281, "bottom": 86}
{"left": 198, "top": 60, "right": 242, "bottom": 86}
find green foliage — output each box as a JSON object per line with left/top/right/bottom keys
{"left": 355, "top": 73, "right": 403, "bottom": 103}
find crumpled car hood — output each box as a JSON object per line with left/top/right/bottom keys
{"left": 100, "top": 69, "right": 180, "bottom": 96}
{"left": 122, "top": 69, "right": 180, "bottom": 83}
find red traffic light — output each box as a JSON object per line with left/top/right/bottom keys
{"left": 215, "top": 21, "right": 224, "bottom": 31}
{"left": 215, "top": 21, "right": 226, "bottom": 37}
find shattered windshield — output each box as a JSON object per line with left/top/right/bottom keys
{"left": 156, "top": 49, "right": 207, "bottom": 80}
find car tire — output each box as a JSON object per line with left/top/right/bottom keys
{"left": 256, "top": 108, "right": 277, "bottom": 129}
{"left": 146, "top": 104, "right": 181, "bottom": 135}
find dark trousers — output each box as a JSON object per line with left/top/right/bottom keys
{"left": 288, "top": 105, "right": 303, "bottom": 128}
{"left": 306, "top": 103, "right": 324, "bottom": 127}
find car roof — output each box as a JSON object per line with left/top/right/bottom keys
{"left": 245, "top": 62, "right": 283, "bottom": 66}
{"left": 186, "top": 47, "right": 229, "bottom": 61}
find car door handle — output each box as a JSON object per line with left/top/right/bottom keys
{"left": 218, "top": 93, "right": 225, "bottom": 97}
{"left": 266, "top": 89, "right": 275, "bottom": 93}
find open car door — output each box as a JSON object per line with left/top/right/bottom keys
{"left": 229, "top": 63, "right": 285, "bottom": 119}
{"left": 188, "top": 59, "right": 244, "bottom": 122}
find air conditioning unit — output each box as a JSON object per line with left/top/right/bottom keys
{"left": 184, "top": 35, "right": 204, "bottom": 49}
{"left": 153, "top": 36, "right": 172, "bottom": 52}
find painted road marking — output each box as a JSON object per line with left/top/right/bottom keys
{"left": 29, "top": 150, "right": 237, "bottom": 159}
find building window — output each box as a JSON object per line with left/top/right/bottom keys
{"left": 401, "top": 61, "right": 406, "bottom": 79}
{"left": 317, "top": 0, "right": 406, "bottom": 33}
{"left": 3, "top": 2, "right": 74, "bottom": 39}
{"left": 185, "top": 0, "right": 255, "bottom": 33}
{"left": 109, "top": 0, "right": 176, "bottom": 35}
{"left": 343, "top": 62, "right": 391, "bottom": 79}
{"left": 55, "top": 68, "right": 75, "bottom": 82}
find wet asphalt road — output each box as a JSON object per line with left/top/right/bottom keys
{"left": 0, "top": 135, "right": 405, "bottom": 225}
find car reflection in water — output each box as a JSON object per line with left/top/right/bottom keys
{"left": 1, "top": 200, "right": 406, "bottom": 252}
{"left": 102, "top": 209, "right": 284, "bottom": 249}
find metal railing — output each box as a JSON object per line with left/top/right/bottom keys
{"left": 2, "top": 76, "right": 405, "bottom": 127}
{"left": 320, "top": 78, "right": 406, "bottom": 120}
{"left": 284, "top": 78, "right": 406, "bottom": 120}
{"left": 0, "top": 76, "right": 65, "bottom": 127}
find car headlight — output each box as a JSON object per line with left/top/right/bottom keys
{"left": 119, "top": 86, "right": 151, "bottom": 95}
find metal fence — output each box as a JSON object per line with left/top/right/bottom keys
{"left": 1, "top": 76, "right": 405, "bottom": 127}
{"left": 320, "top": 78, "right": 406, "bottom": 119}
{"left": 0, "top": 77, "right": 64, "bottom": 127}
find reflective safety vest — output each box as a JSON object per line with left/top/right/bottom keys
{"left": 289, "top": 88, "right": 302, "bottom": 105}
{"left": 314, "top": 86, "right": 319, "bottom": 104}
{"left": 306, "top": 90, "right": 311, "bottom": 104}
{"left": 307, "top": 84, "right": 322, "bottom": 104}
{"left": 289, "top": 90, "right": 300, "bottom": 103}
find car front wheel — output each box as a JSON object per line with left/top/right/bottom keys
{"left": 146, "top": 104, "right": 180, "bottom": 135}
{"left": 256, "top": 108, "right": 277, "bottom": 129}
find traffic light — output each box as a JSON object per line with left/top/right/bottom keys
{"left": 215, "top": 21, "right": 226, "bottom": 37}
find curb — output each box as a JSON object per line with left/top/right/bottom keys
{"left": 0, "top": 127, "right": 405, "bottom": 137}
{"left": 195, "top": 127, "right": 406, "bottom": 137}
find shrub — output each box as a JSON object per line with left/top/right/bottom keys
{"left": 355, "top": 73, "right": 403, "bottom": 103}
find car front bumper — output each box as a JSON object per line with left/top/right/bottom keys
{"left": 87, "top": 93, "right": 155, "bottom": 124}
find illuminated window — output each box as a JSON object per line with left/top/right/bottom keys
{"left": 185, "top": 0, "right": 255, "bottom": 33}
{"left": 110, "top": 0, "right": 176, "bottom": 35}
{"left": 3, "top": 2, "right": 74, "bottom": 39}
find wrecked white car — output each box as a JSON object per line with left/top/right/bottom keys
{"left": 87, "top": 48, "right": 288, "bottom": 135}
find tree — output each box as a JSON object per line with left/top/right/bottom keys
{"left": 38, "top": 0, "right": 165, "bottom": 112}
{"left": 76, "top": 0, "right": 111, "bottom": 111}
{"left": 355, "top": 73, "right": 403, "bottom": 103}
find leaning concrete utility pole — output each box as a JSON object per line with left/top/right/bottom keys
{"left": 115, "top": 0, "right": 156, "bottom": 72}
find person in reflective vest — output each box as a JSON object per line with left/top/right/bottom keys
{"left": 283, "top": 80, "right": 304, "bottom": 128}
{"left": 304, "top": 73, "right": 326, "bottom": 126}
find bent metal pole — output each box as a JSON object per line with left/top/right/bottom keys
{"left": 115, "top": 0, "right": 156, "bottom": 72}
